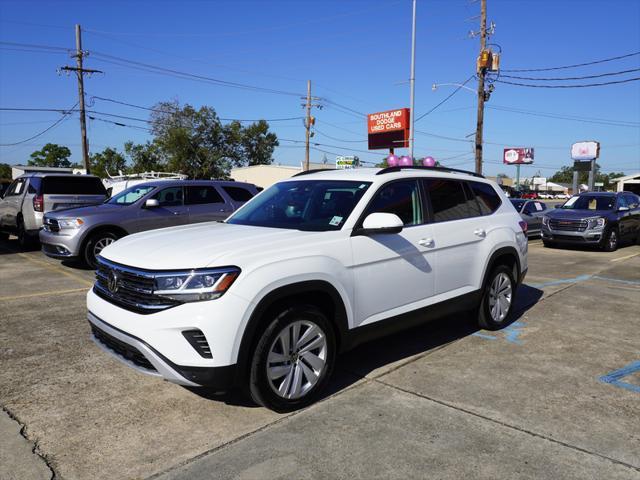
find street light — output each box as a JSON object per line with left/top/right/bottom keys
{"left": 431, "top": 82, "right": 476, "bottom": 94}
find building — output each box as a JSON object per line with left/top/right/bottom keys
{"left": 230, "top": 162, "right": 333, "bottom": 189}
{"left": 613, "top": 173, "right": 640, "bottom": 194}
{"left": 11, "top": 165, "right": 86, "bottom": 179}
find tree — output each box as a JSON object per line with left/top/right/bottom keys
{"left": 149, "top": 101, "right": 278, "bottom": 179}
{"left": 28, "top": 143, "right": 72, "bottom": 168}
{"left": 124, "top": 141, "right": 166, "bottom": 173}
{"left": 549, "top": 163, "right": 625, "bottom": 189}
{"left": 0, "top": 163, "right": 11, "bottom": 180}
{"left": 89, "top": 147, "right": 128, "bottom": 178}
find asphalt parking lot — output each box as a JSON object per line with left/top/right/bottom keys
{"left": 1, "top": 237, "right": 639, "bottom": 480}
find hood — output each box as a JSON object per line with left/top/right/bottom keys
{"left": 100, "top": 222, "right": 316, "bottom": 270}
{"left": 45, "top": 202, "right": 124, "bottom": 218}
{"left": 545, "top": 209, "right": 610, "bottom": 220}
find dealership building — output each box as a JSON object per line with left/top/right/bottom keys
{"left": 230, "top": 162, "right": 333, "bottom": 189}
{"left": 614, "top": 173, "right": 640, "bottom": 194}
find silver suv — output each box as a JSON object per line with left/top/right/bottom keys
{"left": 40, "top": 179, "right": 258, "bottom": 267}
{"left": 0, "top": 173, "right": 107, "bottom": 247}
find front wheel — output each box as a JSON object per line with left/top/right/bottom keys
{"left": 477, "top": 265, "right": 516, "bottom": 331}
{"left": 248, "top": 305, "right": 336, "bottom": 412}
{"left": 602, "top": 227, "right": 618, "bottom": 252}
{"left": 83, "top": 231, "right": 119, "bottom": 268}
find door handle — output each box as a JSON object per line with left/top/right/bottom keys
{"left": 474, "top": 228, "right": 486, "bottom": 238}
{"left": 418, "top": 238, "right": 434, "bottom": 247}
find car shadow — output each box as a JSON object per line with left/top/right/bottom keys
{"left": 0, "top": 237, "right": 40, "bottom": 254}
{"left": 189, "top": 284, "right": 544, "bottom": 409}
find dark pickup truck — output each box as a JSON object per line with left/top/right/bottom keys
{"left": 541, "top": 191, "right": 640, "bottom": 251}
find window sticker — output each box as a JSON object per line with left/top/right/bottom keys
{"left": 588, "top": 199, "right": 597, "bottom": 210}
{"left": 534, "top": 202, "right": 543, "bottom": 211}
{"left": 358, "top": 184, "right": 367, "bottom": 189}
{"left": 329, "top": 216, "right": 343, "bottom": 226}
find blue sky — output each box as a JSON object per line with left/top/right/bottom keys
{"left": 1, "top": 0, "right": 639, "bottom": 177}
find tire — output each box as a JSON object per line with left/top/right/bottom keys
{"left": 477, "top": 265, "right": 516, "bottom": 331}
{"left": 602, "top": 227, "right": 618, "bottom": 252}
{"left": 83, "top": 231, "right": 119, "bottom": 268}
{"left": 16, "top": 217, "right": 31, "bottom": 249}
{"left": 0, "top": 230, "right": 8, "bottom": 242}
{"left": 542, "top": 239, "right": 555, "bottom": 248}
{"left": 248, "top": 304, "right": 336, "bottom": 412}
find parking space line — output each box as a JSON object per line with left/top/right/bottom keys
{"left": 0, "top": 288, "right": 88, "bottom": 302}
{"left": 600, "top": 361, "right": 640, "bottom": 394}
{"left": 610, "top": 252, "right": 640, "bottom": 263}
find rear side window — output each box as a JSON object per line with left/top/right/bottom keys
{"left": 186, "top": 186, "right": 224, "bottom": 205}
{"left": 223, "top": 186, "right": 254, "bottom": 202}
{"left": 425, "top": 179, "right": 476, "bottom": 222}
{"left": 27, "top": 177, "right": 42, "bottom": 194}
{"left": 364, "top": 180, "right": 423, "bottom": 226}
{"left": 42, "top": 176, "right": 107, "bottom": 195}
{"left": 469, "top": 181, "right": 501, "bottom": 215}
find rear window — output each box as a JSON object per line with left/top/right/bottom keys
{"left": 469, "top": 181, "right": 502, "bottom": 215}
{"left": 42, "top": 176, "right": 107, "bottom": 195}
{"left": 223, "top": 186, "right": 254, "bottom": 202}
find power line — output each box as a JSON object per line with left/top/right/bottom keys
{"left": 0, "top": 40, "right": 69, "bottom": 51}
{"left": 487, "top": 105, "right": 640, "bottom": 128}
{"left": 415, "top": 75, "right": 475, "bottom": 122}
{"left": 501, "top": 67, "right": 640, "bottom": 81}
{"left": 0, "top": 103, "right": 77, "bottom": 146}
{"left": 496, "top": 77, "right": 640, "bottom": 88}
{"left": 502, "top": 51, "right": 640, "bottom": 72}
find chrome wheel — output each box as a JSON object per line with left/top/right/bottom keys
{"left": 266, "top": 320, "right": 327, "bottom": 400}
{"left": 488, "top": 272, "right": 512, "bottom": 323}
{"left": 93, "top": 237, "right": 115, "bottom": 257}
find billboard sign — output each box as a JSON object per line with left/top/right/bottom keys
{"left": 335, "top": 156, "right": 359, "bottom": 169}
{"left": 503, "top": 147, "right": 534, "bottom": 165}
{"left": 367, "top": 108, "right": 410, "bottom": 150}
{"left": 571, "top": 141, "right": 600, "bottom": 161}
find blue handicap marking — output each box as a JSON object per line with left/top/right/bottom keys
{"left": 599, "top": 361, "right": 640, "bottom": 394}
{"left": 473, "top": 321, "right": 526, "bottom": 345}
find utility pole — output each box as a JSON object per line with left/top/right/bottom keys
{"left": 474, "top": 0, "right": 487, "bottom": 176}
{"left": 304, "top": 80, "right": 312, "bottom": 171}
{"left": 408, "top": 0, "right": 417, "bottom": 161}
{"left": 60, "top": 24, "right": 102, "bottom": 173}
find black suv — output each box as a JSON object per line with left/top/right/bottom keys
{"left": 541, "top": 191, "right": 640, "bottom": 251}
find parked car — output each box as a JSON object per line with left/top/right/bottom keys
{"left": 510, "top": 199, "right": 547, "bottom": 237}
{"left": 521, "top": 192, "right": 538, "bottom": 199}
{"left": 0, "top": 180, "right": 11, "bottom": 198}
{"left": 87, "top": 166, "right": 528, "bottom": 411}
{"left": 554, "top": 193, "right": 571, "bottom": 200}
{"left": 0, "top": 173, "right": 107, "bottom": 247}
{"left": 40, "top": 179, "right": 258, "bottom": 267}
{"left": 542, "top": 191, "right": 640, "bottom": 251}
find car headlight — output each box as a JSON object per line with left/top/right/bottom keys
{"left": 586, "top": 217, "right": 606, "bottom": 230}
{"left": 153, "top": 267, "right": 240, "bottom": 302}
{"left": 57, "top": 218, "right": 84, "bottom": 229}
{"left": 542, "top": 215, "right": 549, "bottom": 226}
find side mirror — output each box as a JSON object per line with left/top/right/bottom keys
{"left": 145, "top": 198, "right": 160, "bottom": 208}
{"left": 357, "top": 212, "right": 404, "bottom": 235}
{"left": 618, "top": 206, "right": 630, "bottom": 212}
{"left": 555, "top": 204, "right": 562, "bottom": 209}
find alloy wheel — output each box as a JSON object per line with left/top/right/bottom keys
{"left": 266, "top": 320, "right": 327, "bottom": 400}
{"left": 488, "top": 272, "right": 512, "bottom": 323}
{"left": 93, "top": 237, "right": 115, "bottom": 258}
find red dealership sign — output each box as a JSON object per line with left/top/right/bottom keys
{"left": 367, "top": 108, "right": 410, "bottom": 149}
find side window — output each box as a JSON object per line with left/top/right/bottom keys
{"left": 617, "top": 195, "right": 629, "bottom": 209}
{"left": 185, "top": 186, "right": 225, "bottom": 205}
{"left": 624, "top": 194, "right": 639, "bottom": 209}
{"left": 27, "top": 177, "right": 42, "bottom": 194}
{"left": 223, "top": 186, "right": 254, "bottom": 202}
{"left": 425, "top": 179, "right": 475, "bottom": 223}
{"left": 469, "top": 181, "right": 502, "bottom": 215}
{"left": 151, "top": 186, "right": 183, "bottom": 207}
{"left": 364, "top": 180, "right": 423, "bottom": 226}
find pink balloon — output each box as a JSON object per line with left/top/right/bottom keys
{"left": 399, "top": 155, "right": 413, "bottom": 166}
{"left": 422, "top": 156, "right": 436, "bottom": 167}
{"left": 387, "top": 154, "right": 399, "bottom": 167}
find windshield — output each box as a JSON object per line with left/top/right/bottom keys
{"left": 227, "top": 180, "right": 371, "bottom": 231}
{"left": 107, "top": 185, "right": 156, "bottom": 205}
{"left": 510, "top": 199, "right": 526, "bottom": 212}
{"left": 560, "top": 195, "right": 615, "bottom": 210}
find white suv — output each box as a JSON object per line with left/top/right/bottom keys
{"left": 87, "top": 166, "right": 528, "bottom": 411}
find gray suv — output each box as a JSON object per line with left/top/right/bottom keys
{"left": 40, "top": 179, "right": 258, "bottom": 267}
{"left": 0, "top": 173, "right": 107, "bottom": 247}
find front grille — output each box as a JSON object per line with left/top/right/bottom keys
{"left": 43, "top": 217, "right": 59, "bottom": 232}
{"left": 549, "top": 219, "right": 587, "bottom": 232}
{"left": 91, "top": 323, "right": 156, "bottom": 371}
{"left": 182, "top": 329, "right": 213, "bottom": 358}
{"left": 94, "top": 258, "right": 179, "bottom": 314}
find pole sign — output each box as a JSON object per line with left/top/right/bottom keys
{"left": 503, "top": 147, "right": 534, "bottom": 164}
{"left": 573, "top": 161, "right": 591, "bottom": 172}
{"left": 571, "top": 141, "right": 600, "bottom": 161}
{"left": 367, "top": 108, "right": 410, "bottom": 150}
{"left": 335, "top": 156, "right": 359, "bottom": 169}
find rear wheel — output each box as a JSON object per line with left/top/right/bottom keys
{"left": 477, "top": 265, "right": 516, "bottom": 331}
{"left": 16, "top": 217, "right": 32, "bottom": 249}
{"left": 83, "top": 231, "right": 119, "bottom": 268}
{"left": 602, "top": 227, "right": 618, "bottom": 252}
{"left": 248, "top": 305, "right": 336, "bottom": 412}
{"left": 0, "top": 230, "right": 8, "bottom": 241}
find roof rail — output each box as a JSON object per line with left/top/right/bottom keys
{"left": 376, "top": 165, "right": 484, "bottom": 178}
{"left": 292, "top": 168, "right": 335, "bottom": 177}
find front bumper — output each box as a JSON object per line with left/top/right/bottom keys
{"left": 541, "top": 226, "right": 604, "bottom": 244}
{"left": 39, "top": 226, "right": 85, "bottom": 258}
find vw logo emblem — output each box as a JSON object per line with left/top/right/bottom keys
{"left": 107, "top": 270, "right": 119, "bottom": 294}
